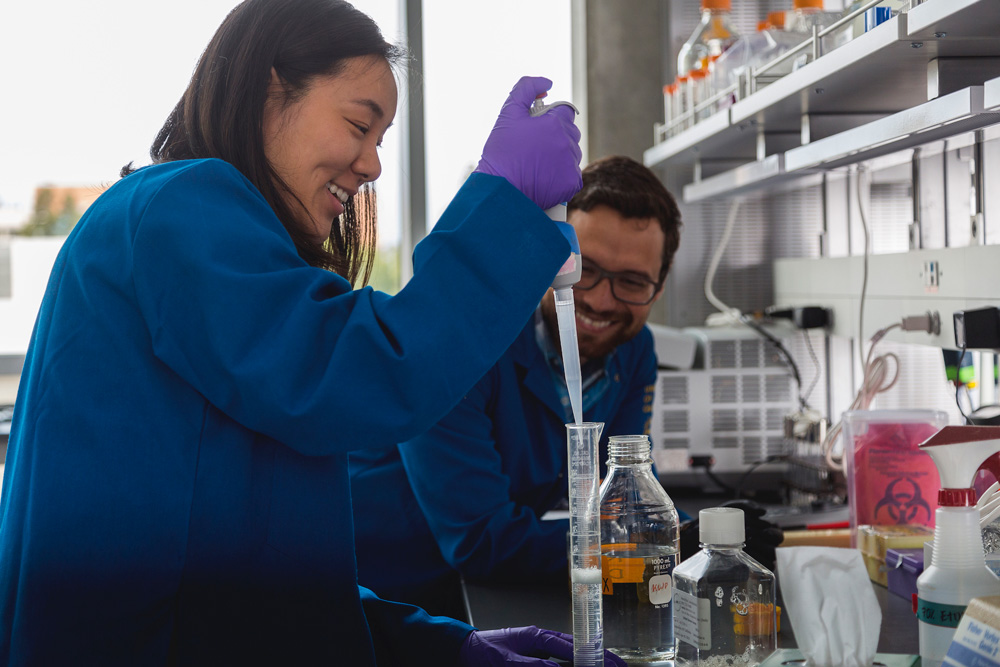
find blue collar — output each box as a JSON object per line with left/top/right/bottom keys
{"left": 533, "top": 308, "right": 613, "bottom": 423}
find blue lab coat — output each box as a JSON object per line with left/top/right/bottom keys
{"left": 0, "top": 159, "right": 569, "bottom": 665}
{"left": 350, "top": 317, "right": 657, "bottom": 605}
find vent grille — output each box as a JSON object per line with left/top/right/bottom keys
{"left": 712, "top": 375, "right": 738, "bottom": 403}
{"left": 710, "top": 340, "right": 737, "bottom": 369}
{"left": 661, "top": 410, "right": 689, "bottom": 433}
{"left": 714, "top": 436, "right": 740, "bottom": 450}
{"left": 712, "top": 409, "right": 739, "bottom": 432}
{"left": 659, "top": 375, "right": 689, "bottom": 404}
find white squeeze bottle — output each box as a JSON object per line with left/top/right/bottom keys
{"left": 917, "top": 426, "right": 1000, "bottom": 667}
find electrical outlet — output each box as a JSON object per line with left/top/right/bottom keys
{"left": 923, "top": 260, "right": 940, "bottom": 291}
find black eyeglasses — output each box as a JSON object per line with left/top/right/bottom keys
{"left": 573, "top": 258, "right": 662, "bottom": 305}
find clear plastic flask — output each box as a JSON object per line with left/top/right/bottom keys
{"left": 676, "top": 0, "right": 740, "bottom": 79}
{"left": 600, "top": 435, "right": 680, "bottom": 665}
{"left": 673, "top": 508, "right": 777, "bottom": 667}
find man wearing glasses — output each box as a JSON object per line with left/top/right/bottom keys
{"left": 349, "top": 155, "right": 683, "bottom": 618}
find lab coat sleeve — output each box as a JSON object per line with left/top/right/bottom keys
{"left": 397, "top": 371, "right": 570, "bottom": 582}
{"left": 131, "top": 162, "right": 569, "bottom": 454}
{"left": 359, "top": 586, "right": 472, "bottom": 667}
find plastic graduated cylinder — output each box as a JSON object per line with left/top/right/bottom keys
{"left": 567, "top": 422, "right": 605, "bottom": 667}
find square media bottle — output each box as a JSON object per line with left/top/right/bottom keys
{"left": 672, "top": 507, "right": 776, "bottom": 666}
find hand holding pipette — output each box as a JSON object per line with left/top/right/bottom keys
{"left": 528, "top": 94, "right": 585, "bottom": 425}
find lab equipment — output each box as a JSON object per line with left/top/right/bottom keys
{"left": 673, "top": 507, "right": 777, "bottom": 667}
{"left": 916, "top": 426, "right": 1000, "bottom": 667}
{"left": 676, "top": 0, "right": 740, "bottom": 79}
{"left": 600, "top": 434, "right": 680, "bottom": 665}
{"left": 567, "top": 422, "right": 605, "bottom": 667}
{"left": 530, "top": 95, "right": 584, "bottom": 425}
{"left": 649, "top": 326, "right": 798, "bottom": 493}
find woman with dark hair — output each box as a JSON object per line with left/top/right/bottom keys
{"left": 0, "top": 1, "right": 610, "bottom": 665}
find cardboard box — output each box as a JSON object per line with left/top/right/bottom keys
{"left": 944, "top": 595, "right": 1000, "bottom": 666}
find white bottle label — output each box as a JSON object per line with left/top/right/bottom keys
{"left": 674, "top": 588, "right": 711, "bottom": 650}
{"left": 649, "top": 573, "right": 673, "bottom": 606}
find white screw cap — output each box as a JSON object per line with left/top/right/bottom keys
{"left": 700, "top": 507, "right": 745, "bottom": 545}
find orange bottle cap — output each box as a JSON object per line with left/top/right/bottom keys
{"left": 701, "top": 0, "right": 731, "bottom": 10}
{"left": 689, "top": 68, "right": 708, "bottom": 80}
{"left": 757, "top": 20, "right": 769, "bottom": 32}
{"left": 767, "top": 11, "right": 786, "bottom": 28}
{"left": 793, "top": 0, "right": 823, "bottom": 8}
{"left": 677, "top": 75, "right": 690, "bottom": 83}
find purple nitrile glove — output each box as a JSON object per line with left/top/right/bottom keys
{"left": 458, "top": 626, "right": 627, "bottom": 667}
{"left": 475, "top": 76, "right": 583, "bottom": 211}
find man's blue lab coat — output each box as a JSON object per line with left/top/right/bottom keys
{"left": 0, "top": 159, "right": 568, "bottom": 665}
{"left": 350, "top": 318, "right": 657, "bottom": 605}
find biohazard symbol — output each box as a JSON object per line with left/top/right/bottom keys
{"left": 873, "top": 477, "right": 932, "bottom": 524}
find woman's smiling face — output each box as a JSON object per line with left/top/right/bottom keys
{"left": 263, "top": 55, "right": 397, "bottom": 243}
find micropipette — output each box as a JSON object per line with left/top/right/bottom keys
{"left": 530, "top": 94, "right": 603, "bottom": 667}
{"left": 529, "top": 95, "right": 583, "bottom": 424}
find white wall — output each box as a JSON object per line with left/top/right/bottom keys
{"left": 0, "top": 237, "right": 64, "bottom": 356}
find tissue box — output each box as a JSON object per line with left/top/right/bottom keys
{"left": 944, "top": 595, "right": 1000, "bottom": 666}
{"left": 758, "top": 648, "right": 919, "bottom": 666}
{"left": 885, "top": 548, "right": 925, "bottom": 600}
{"left": 857, "top": 524, "right": 933, "bottom": 587}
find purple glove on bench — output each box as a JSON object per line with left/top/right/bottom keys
{"left": 458, "top": 625, "right": 627, "bottom": 666}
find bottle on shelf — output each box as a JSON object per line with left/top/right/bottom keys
{"left": 600, "top": 435, "right": 680, "bottom": 665}
{"left": 785, "top": 0, "right": 841, "bottom": 69}
{"left": 712, "top": 16, "right": 801, "bottom": 106}
{"left": 674, "top": 74, "right": 691, "bottom": 133}
{"left": 689, "top": 68, "right": 711, "bottom": 122}
{"left": 837, "top": 0, "right": 909, "bottom": 48}
{"left": 663, "top": 82, "right": 676, "bottom": 133}
{"left": 676, "top": 0, "right": 741, "bottom": 79}
{"left": 785, "top": 0, "right": 839, "bottom": 33}
{"left": 673, "top": 507, "right": 777, "bottom": 667}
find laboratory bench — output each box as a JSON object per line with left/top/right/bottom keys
{"left": 462, "top": 493, "right": 919, "bottom": 656}
{"left": 461, "top": 573, "right": 918, "bottom": 655}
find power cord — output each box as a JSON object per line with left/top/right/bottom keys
{"left": 822, "top": 315, "right": 939, "bottom": 472}
{"left": 956, "top": 345, "right": 972, "bottom": 422}
{"left": 740, "top": 314, "right": 808, "bottom": 410}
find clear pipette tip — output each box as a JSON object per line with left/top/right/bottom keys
{"left": 554, "top": 287, "right": 583, "bottom": 425}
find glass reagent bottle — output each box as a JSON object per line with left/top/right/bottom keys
{"left": 676, "top": 0, "right": 740, "bottom": 79}
{"left": 672, "top": 507, "right": 777, "bottom": 666}
{"left": 600, "top": 435, "right": 680, "bottom": 665}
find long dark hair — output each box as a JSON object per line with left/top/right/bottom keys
{"left": 129, "top": 0, "right": 405, "bottom": 286}
{"left": 568, "top": 155, "right": 683, "bottom": 283}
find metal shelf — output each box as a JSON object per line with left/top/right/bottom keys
{"left": 985, "top": 74, "right": 1000, "bottom": 110}
{"left": 784, "top": 86, "right": 1000, "bottom": 171}
{"left": 645, "top": 0, "right": 1000, "bottom": 202}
